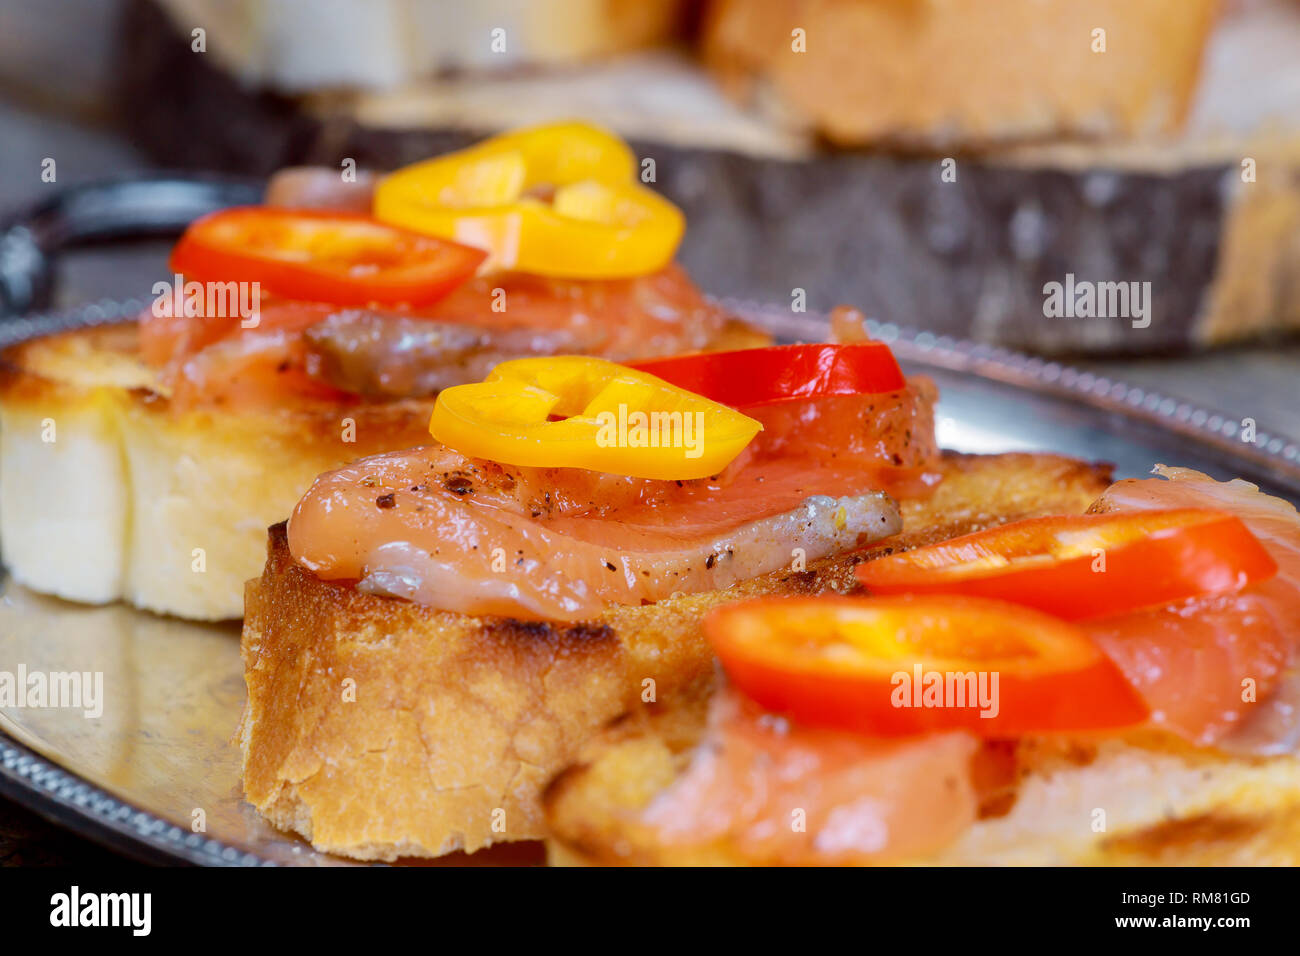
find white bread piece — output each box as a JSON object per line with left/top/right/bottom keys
{"left": 1, "top": 391, "right": 127, "bottom": 605}
{"left": 0, "top": 323, "right": 433, "bottom": 620}
{"left": 156, "top": 0, "right": 687, "bottom": 92}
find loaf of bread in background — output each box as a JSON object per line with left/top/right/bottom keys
{"left": 703, "top": 0, "right": 1221, "bottom": 147}
{"left": 155, "top": 0, "right": 689, "bottom": 91}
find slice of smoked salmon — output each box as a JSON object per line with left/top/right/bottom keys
{"left": 1088, "top": 465, "right": 1300, "bottom": 749}
{"left": 138, "top": 265, "right": 744, "bottom": 409}
{"left": 287, "top": 382, "right": 938, "bottom": 619}
{"left": 288, "top": 446, "right": 902, "bottom": 621}
{"left": 638, "top": 686, "right": 982, "bottom": 864}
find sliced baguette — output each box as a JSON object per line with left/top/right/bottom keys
{"left": 0, "top": 323, "right": 434, "bottom": 620}
{"left": 0, "top": 309, "right": 768, "bottom": 620}
{"left": 238, "top": 451, "right": 1111, "bottom": 860}
{"left": 545, "top": 686, "right": 1300, "bottom": 866}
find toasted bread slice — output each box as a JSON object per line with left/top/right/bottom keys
{"left": 0, "top": 315, "right": 768, "bottom": 621}
{"left": 544, "top": 687, "right": 1300, "bottom": 866}
{"left": 238, "top": 451, "right": 1111, "bottom": 860}
{"left": 545, "top": 464, "right": 1300, "bottom": 866}
{"left": 0, "top": 323, "right": 434, "bottom": 619}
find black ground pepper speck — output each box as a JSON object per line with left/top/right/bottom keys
{"left": 444, "top": 475, "right": 474, "bottom": 495}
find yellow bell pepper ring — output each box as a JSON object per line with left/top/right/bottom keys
{"left": 373, "top": 122, "right": 685, "bottom": 279}
{"left": 428, "top": 356, "right": 763, "bottom": 480}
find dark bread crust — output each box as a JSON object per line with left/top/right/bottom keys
{"left": 239, "top": 451, "right": 1113, "bottom": 859}
{"left": 241, "top": 524, "right": 632, "bottom": 859}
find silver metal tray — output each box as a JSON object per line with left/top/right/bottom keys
{"left": 1, "top": 298, "right": 1297, "bottom": 866}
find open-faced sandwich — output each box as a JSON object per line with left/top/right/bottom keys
{"left": 237, "top": 331, "right": 1125, "bottom": 860}
{"left": 544, "top": 465, "right": 1300, "bottom": 865}
{"left": 0, "top": 122, "right": 766, "bottom": 620}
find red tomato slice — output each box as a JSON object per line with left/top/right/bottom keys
{"left": 856, "top": 509, "right": 1277, "bottom": 620}
{"left": 169, "top": 207, "right": 486, "bottom": 307}
{"left": 629, "top": 343, "right": 905, "bottom": 408}
{"left": 705, "top": 595, "right": 1147, "bottom": 737}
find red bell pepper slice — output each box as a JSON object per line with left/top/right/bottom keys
{"left": 856, "top": 509, "right": 1278, "bottom": 620}
{"left": 169, "top": 207, "right": 486, "bottom": 307}
{"left": 630, "top": 343, "right": 906, "bottom": 409}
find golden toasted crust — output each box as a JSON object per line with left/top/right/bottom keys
{"left": 239, "top": 451, "right": 1112, "bottom": 859}
{"left": 0, "top": 323, "right": 433, "bottom": 619}
{"left": 703, "top": 0, "right": 1219, "bottom": 147}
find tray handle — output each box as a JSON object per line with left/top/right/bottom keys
{"left": 0, "top": 175, "right": 263, "bottom": 318}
